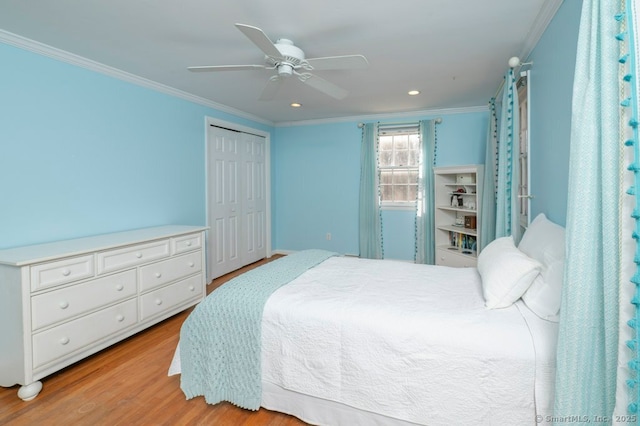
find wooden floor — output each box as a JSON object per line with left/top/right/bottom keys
{"left": 0, "top": 254, "right": 310, "bottom": 426}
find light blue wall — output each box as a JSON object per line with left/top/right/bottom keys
{"left": 528, "top": 0, "right": 583, "bottom": 226}
{"left": 381, "top": 210, "right": 417, "bottom": 261}
{"left": 272, "top": 122, "right": 361, "bottom": 254}
{"left": 433, "top": 112, "right": 488, "bottom": 167}
{"left": 272, "top": 112, "right": 488, "bottom": 259}
{"left": 0, "top": 42, "right": 272, "bottom": 249}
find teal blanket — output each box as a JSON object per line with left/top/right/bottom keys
{"left": 179, "top": 249, "right": 338, "bottom": 409}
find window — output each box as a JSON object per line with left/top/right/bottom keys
{"left": 378, "top": 126, "right": 420, "bottom": 208}
{"left": 517, "top": 71, "right": 530, "bottom": 232}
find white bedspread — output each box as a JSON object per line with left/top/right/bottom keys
{"left": 261, "top": 256, "right": 553, "bottom": 425}
{"left": 170, "top": 256, "right": 557, "bottom": 425}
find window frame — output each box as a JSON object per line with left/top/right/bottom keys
{"left": 377, "top": 126, "right": 421, "bottom": 210}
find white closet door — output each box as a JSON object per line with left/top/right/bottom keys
{"left": 242, "top": 133, "right": 267, "bottom": 265}
{"left": 207, "top": 126, "right": 267, "bottom": 281}
{"left": 207, "top": 126, "right": 243, "bottom": 279}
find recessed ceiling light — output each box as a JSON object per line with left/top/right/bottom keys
{"left": 291, "top": 102, "right": 302, "bottom": 108}
{"left": 408, "top": 90, "right": 420, "bottom": 96}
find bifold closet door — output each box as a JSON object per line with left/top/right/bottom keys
{"left": 242, "top": 133, "right": 267, "bottom": 266}
{"left": 206, "top": 126, "right": 267, "bottom": 281}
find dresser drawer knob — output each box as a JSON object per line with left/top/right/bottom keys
{"left": 155, "top": 299, "right": 163, "bottom": 306}
{"left": 155, "top": 272, "right": 162, "bottom": 278}
{"left": 186, "top": 241, "right": 192, "bottom": 247}
{"left": 188, "top": 262, "right": 195, "bottom": 268}
{"left": 135, "top": 252, "right": 143, "bottom": 259}
{"left": 115, "top": 284, "right": 124, "bottom": 291}
{"left": 188, "top": 285, "right": 195, "bottom": 292}
{"left": 116, "top": 314, "right": 125, "bottom": 322}
{"left": 59, "top": 337, "right": 70, "bottom": 345}
{"left": 61, "top": 268, "right": 71, "bottom": 276}
{"left": 59, "top": 301, "right": 69, "bottom": 309}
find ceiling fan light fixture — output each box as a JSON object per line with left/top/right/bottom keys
{"left": 290, "top": 102, "right": 302, "bottom": 108}
{"left": 408, "top": 90, "right": 420, "bottom": 96}
{"left": 278, "top": 63, "right": 294, "bottom": 78}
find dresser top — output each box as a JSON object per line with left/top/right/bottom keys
{"left": 0, "top": 225, "right": 208, "bottom": 266}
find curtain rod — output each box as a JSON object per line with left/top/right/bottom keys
{"left": 357, "top": 117, "right": 442, "bottom": 128}
{"left": 493, "top": 57, "right": 533, "bottom": 99}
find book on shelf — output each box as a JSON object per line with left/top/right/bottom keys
{"left": 448, "top": 231, "right": 477, "bottom": 255}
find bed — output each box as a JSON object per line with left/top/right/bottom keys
{"left": 169, "top": 214, "right": 564, "bottom": 425}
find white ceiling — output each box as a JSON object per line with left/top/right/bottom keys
{"left": 0, "top": 0, "right": 563, "bottom": 124}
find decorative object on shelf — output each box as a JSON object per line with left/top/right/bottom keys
{"left": 465, "top": 216, "right": 477, "bottom": 229}
{"left": 457, "top": 174, "right": 476, "bottom": 184}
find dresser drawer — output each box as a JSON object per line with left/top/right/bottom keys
{"left": 31, "top": 270, "right": 137, "bottom": 331}
{"left": 171, "top": 233, "right": 202, "bottom": 255}
{"left": 96, "top": 239, "right": 170, "bottom": 275}
{"left": 140, "top": 274, "right": 203, "bottom": 321}
{"left": 30, "top": 255, "right": 95, "bottom": 291}
{"left": 436, "top": 248, "right": 477, "bottom": 268}
{"left": 32, "top": 299, "right": 137, "bottom": 369}
{"left": 139, "top": 251, "right": 202, "bottom": 292}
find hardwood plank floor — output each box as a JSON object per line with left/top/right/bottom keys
{"left": 0, "top": 254, "right": 310, "bottom": 426}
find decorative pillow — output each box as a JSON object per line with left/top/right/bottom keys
{"left": 518, "top": 213, "right": 566, "bottom": 321}
{"left": 477, "top": 236, "right": 542, "bottom": 309}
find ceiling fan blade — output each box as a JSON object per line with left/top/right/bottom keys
{"left": 305, "top": 55, "right": 369, "bottom": 71}
{"left": 259, "top": 75, "right": 283, "bottom": 101}
{"left": 235, "top": 23, "right": 284, "bottom": 60}
{"left": 188, "top": 65, "right": 266, "bottom": 72}
{"left": 299, "top": 73, "right": 348, "bottom": 100}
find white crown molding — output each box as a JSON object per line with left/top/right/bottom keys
{"left": 520, "top": 0, "right": 564, "bottom": 61}
{"left": 275, "top": 104, "right": 490, "bottom": 128}
{"left": 0, "top": 29, "right": 274, "bottom": 127}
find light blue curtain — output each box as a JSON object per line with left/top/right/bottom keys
{"left": 623, "top": 0, "right": 640, "bottom": 416}
{"left": 479, "top": 99, "right": 498, "bottom": 251}
{"left": 495, "top": 69, "right": 521, "bottom": 244}
{"left": 554, "top": 0, "right": 622, "bottom": 421}
{"left": 415, "top": 119, "right": 437, "bottom": 264}
{"left": 359, "top": 123, "right": 383, "bottom": 259}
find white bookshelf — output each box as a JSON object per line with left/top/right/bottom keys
{"left": 434, "top": 165, "right": 484, "bottom": 267}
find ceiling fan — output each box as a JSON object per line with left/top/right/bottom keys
{"left": 188, "top": 24, "right": 369, "bottom": 101}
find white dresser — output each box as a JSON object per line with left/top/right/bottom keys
{"left": 0, "top": 225, "right": 207, "bottom": 401}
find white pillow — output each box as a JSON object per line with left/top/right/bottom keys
{"left": 477, "top": 236, "right": 542, "bottom": 309}
{"left": 518, "top": 213, "right": 566, "bottom": 321}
